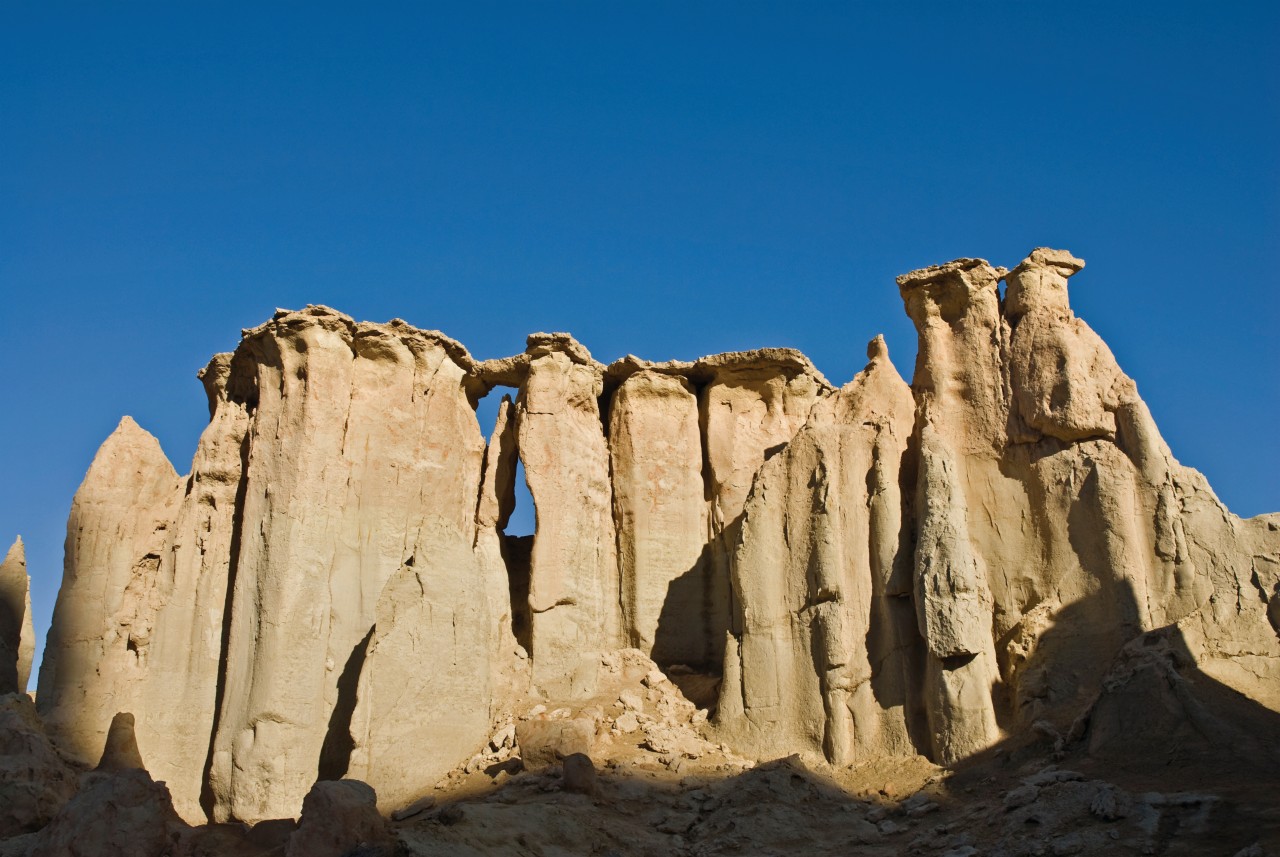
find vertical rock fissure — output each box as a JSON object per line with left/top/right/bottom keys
{"left": 199, "top": 429, "right": 251, "bottom": 820}
{"left": 317, "top": 625, "right": 374, "bottom": 781}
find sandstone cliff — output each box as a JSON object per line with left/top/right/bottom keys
{"left": 31, "top": 248, "right": 1280, "bottom": 832}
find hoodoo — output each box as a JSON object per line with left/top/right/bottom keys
{"left": 28, "top": 249, "right": 1280, "bottom": 830}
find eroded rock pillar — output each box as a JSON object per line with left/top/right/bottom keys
{"left": 517, "top": 334, "right": 620, "bottom": 698}
{"left": 609, "top": 370, "right": 708, "bottom": 666}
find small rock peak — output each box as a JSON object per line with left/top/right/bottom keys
{"left": 96, "top": 712, "right": 147, "bottom": 772}
{"left": 96, "top": 417, "right": 177, "bottom": 478}
{"left": 110, "top": 415, "right": 155, "bottom": 443}
{"left": 1004, "top": 247, "right": 1086, "bottom": 319}
{"left": 242, "top": 305, "right": 359, "bottom": 343}
{"left": 4, "top": 536, "right": 23, "bottom": 562}
{"left": 866, "top": 335, "right": 889, "bottom": 362}
{"left": 1021, "top": 247, "right": 1085, "bottom": 273}
{"left": 197, "top": 353, "right": 235, "bottom": 415}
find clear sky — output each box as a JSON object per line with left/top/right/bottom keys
{"left": 2, "top": 3, "right": 1277, "bottom": 674}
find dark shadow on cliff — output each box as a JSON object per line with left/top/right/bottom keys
{"left": 317, "top": 625, "right": 375, "bottom": 781}
{"left": 941, "top": 572, "right": 1280, "bottom": 854}
{"left": 198, "top": 427, "right": 252, "bottom": 820}
{"left": 653, "top": 542, "right": 723, "bottom": 675}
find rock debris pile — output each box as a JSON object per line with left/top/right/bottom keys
{"left": 3, "top": 248, "right": 1278, "bottom": 856}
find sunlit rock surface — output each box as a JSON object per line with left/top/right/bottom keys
{"left": 29, "top": 248, "right": 1278, "bottom": 841}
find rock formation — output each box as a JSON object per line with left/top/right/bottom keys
{"left": 716, "top": 335, "right": 919, "bottom": 764}
{"left": 28, "top": 248, "right": 1279, "bottom": 837}
{"left": 0, "top": 694, "right": 77, "bottom": 838}
{"left": 0, "top": 539, "right": 34, "bottom": 696}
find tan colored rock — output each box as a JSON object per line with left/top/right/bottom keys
{"left": 345, "top": 534, "right": 504, "bottom": 812}
{"left": 516, "top": 717, "right": 596, "bottom": 769}
{"left": 96, "top": 711, "right": 146, "bottom": 772}
{"left": 0, "top": 693, "right": 78, "bottom": 837}
{"left": 28, "top": 768, "right": 188, "bottom": 857}
{"left": 517, "top": 334, "right": 621, "bottom": 697}
{"left": 135, "top": 352, "right": 252, "bottom": 822}
{"left": 285, "top": 779, "right": 391, "bottom": 857}
{"left": 700, "top": 351, "right": 833, "bottom": 664}
{"left": 209, "top": 308, "right": 503, "bottom": 823}
{"left": 37, "top": 416, "right": 182, "bottom": 766}
{"left": 894, "top": 248, "right": 1280, "bottom": 762}
{"left": 717, "top": 337, "right": 919, "bottom": 763}
{"left": 30, "top": 270, "right": 1279, "bottom": 841}
{"left": 0, "top": 538, "right": 34, "bottom": 695}
{"left": 609, "top": 370, "right": 709, "bottom": 665}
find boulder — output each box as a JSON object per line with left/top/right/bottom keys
{"left": 285, "top": 779, "right": 390, "bottom": 857}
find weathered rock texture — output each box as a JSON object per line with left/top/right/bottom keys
{"left": 717, "top": 336, "right": 920, "bottom": 764}
{"left": 33, "top": 249, "right": 1280, "bottom": 829}
{"left": 0, "top": 694, "right": 78, "bottom": 838}
{"left": 0, "top": 539, "right": 34, "bottom": 696}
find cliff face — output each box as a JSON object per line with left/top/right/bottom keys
{"left": 31, "top": 249, "right": 1280, "bottom": 825}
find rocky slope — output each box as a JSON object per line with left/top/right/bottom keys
{"left": 4, "top": 248, "right": 1277, "bottom": 855}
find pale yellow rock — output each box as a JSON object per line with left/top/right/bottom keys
{"left": 134, "top": 353, "right": 252, "bottom": 822}
{"left": 37, "top": 416, "right": 182, "bottom": 766}
{"left": 892, "top": 248, "right": 1280, "bottom": 763}
{"left": 345, "top": 534, "right": 504, "bottom": 812}
{"left": 209, "top": 308, "right": 500, "bottom": 823}
{"left": 897, "top": 258, "right": 1006, "bottom": 762}
{"left": 31, "top": 268, "right": 1279, "bottom": 832}
{"left": 0, "top": 538, "right": 34, "bottom": 695}
{"left": 517, "top": 334, "right": 621, "bottom": 697}
{"left": 609, "top": 370, "right": 709, "bottom": 666}
{"left": 717, "top": 337, "right": 918, "bottom": 764}
{"left": 700, "top": 351, "right": 833, "bottom": 664}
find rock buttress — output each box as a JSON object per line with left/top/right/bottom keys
{"left": 700, "top": 351, "right": 832, "bottom": 664}
{"left": 716, "top": 337, "right": 921, "bottom": 763}
{"left": 128, "top": 353, "right": 253, "bottom": 822}
{"left": 898, "top": 258, "right": 1006, "bottom": 763}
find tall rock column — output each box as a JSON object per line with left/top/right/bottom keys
{"left": 0, "top": 537, "right": 35, "bottom": 695}
{"left": 609, "top": 369, "right": 709, "bottom": 666}
{"left": 898, "top": 259, "right": 1005, "bottom": 764}
{"left": 517, "top": 334, "right": 620, "bottom": 697}
{"left": 37, "top": 417, "right": 182, "bottom": 765}
{"left": 343, "top": 330, "right": 514, "bottom": 812}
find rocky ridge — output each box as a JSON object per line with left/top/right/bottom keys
{"left": 3, "top": 248, "right": 1277, "bottom": 855}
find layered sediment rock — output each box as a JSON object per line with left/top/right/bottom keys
{"left": 32, "top": 248, "right": 1280, "bottom": 829}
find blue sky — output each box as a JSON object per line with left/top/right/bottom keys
{"left": 2, "top": 3, "right": 1277, "bottom": 672}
